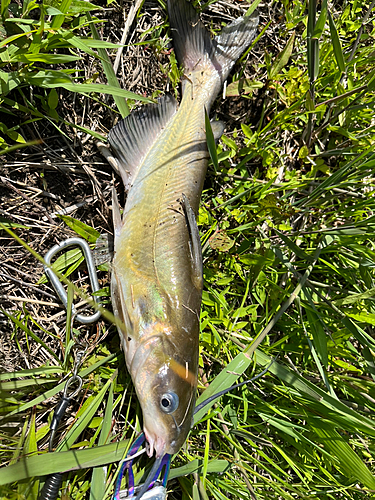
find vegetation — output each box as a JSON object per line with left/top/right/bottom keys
{"left": 1, "top": 0, "right": 375, "bottom": 499}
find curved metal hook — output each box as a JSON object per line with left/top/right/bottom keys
{"left": 44, "top": 237, "right": 101, "bottom": 324}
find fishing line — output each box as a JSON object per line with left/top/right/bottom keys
{"left": 193, "top": 357, "right": 277, "bottom": 415}
{"left": 114, "top": 432, "right": 170, "bottom": 500}
{"left": 133, "top": 454, "right": 170, "bottom": 500}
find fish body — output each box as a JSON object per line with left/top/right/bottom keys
{"left": 109, "top": 0, "right": 258, "bottom": 459}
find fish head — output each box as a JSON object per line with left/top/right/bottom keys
{"left": 130, "top": 327, "right": 197, "bottom": 458}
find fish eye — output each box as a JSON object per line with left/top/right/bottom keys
{"left": 160, "top": 392, "right": 179, "bottom": 414}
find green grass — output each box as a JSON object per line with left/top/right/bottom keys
{"left": 1, "top": 0, "right": 375, "bottom": 499}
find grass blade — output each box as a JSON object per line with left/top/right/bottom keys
{"left": 269, "top": 32, "right": 295, "bottom": 79}
{"left": 328, "top": 10, "right": 346, "bottom": 73}
{"left": 205, "top": 109, "right": 219, "bottom": 172}
{"left": 87, "top": 12, "right": 130, "bottom": 118}
{"left": 311, "top": 421, "right": 375, "bottom": 489}
{"left": 56, "top": 371, "right": 117, "bottom": 452}
{"left": 89, "top": 384, "right": 114, "bottom": 500}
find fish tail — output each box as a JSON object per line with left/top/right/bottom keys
{"left": 168, "top": 0, "right": 259, "bottom": 105}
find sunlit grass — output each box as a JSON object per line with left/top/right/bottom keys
{"left": 1, "top": 0, "right": 375, "bottom": 498}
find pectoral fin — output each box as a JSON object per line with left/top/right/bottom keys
{"left": 112, "top": 187, "right": 122, "bottom": 237}
{"left": 181, "top": 193, "right": 203, "bottom": 291}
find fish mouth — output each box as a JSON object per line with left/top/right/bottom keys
{"left": 144, "top": 426, "right": 167, "bottom": 458}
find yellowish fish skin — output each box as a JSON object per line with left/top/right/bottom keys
{"left": 109, "top": 0, "right": 258, "bottom": 459}
{"left": 112, "top": 83, "right": 206, "bottom": 457}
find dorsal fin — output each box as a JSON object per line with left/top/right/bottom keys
{"left": 108, "top": 95, "right": 178, "bottom": 192}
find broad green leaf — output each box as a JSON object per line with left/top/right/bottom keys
{"left": 225, "top": 79, "right": 263, "bottom": 97}
{"left": 62, "top": 32, "right": 124, "bottom": 51}
{"left": 169, "top": 460, "right": 230, "bottom": 480}
{"left": 238, "top": 253, "right": 273, "bottom": 267}
{"left": 1, "top": 379, "right": 57, "bottom": 390}
{"left": 56, "top": 215, "right": 101, "bottom": 243}
{"left": 23, "top": 412, "right": 37, "bottom": 457}
{"left": 51, "top": 0, "right": 73, "bottom": 29}
{"left": 0, "top": 439, "right": 130, "bottom": 484}
{"left": 275, "top": 232, "right": 315, "bottom": 262}
{"left": 0, "top": 449, "right": 228, "bottom": 485}
{"left": 38, "top": 81, "right": 153, "bottom": 103}
{"left": 194, "top": 351, "right": 253, "bottom": 424}
{"left": 334, "top": 287, "right": 375, "bottom": 305}
{"left": 0, "top": 30, "right": 37, "bottom": 48}
{"left": 11, "top": 420, "right": 29, "bottom": 466}
{"left": 208, "top": 230, "right": 234, "bottom": 252}
{"left": 344, "top": 311, "right": 375, "bottom": 326}
{"left": 37, "top": 247, "right": 84, "bottom": 284}
{"left": 313, "top": 0, "right": 327, "bottom": 39}
{"left": 362, "top": 346, "right": 375, "bottom": 382}
{"left": 245, "top": 0, "right": 262, "bottom": 17}
{"left": 269, "top": 32, "right": 296, "bottom": 79}
{"left": 68, "top": 0, "right": 100, "bottom": 14}
{"left": 0, "top": 366, "right": 63, "bottom": 381}
{"left": 45, "top": 6, "right": 64, "bottom": 15}
{"left": 1, "top": 0, "right": 11, "bottom": 17}
{"left": 20, "top": 412, "right": 39, "bottom": 499}
{"left": 0, "top": 216, "right": 28, "bottom": 229}
{"left": 13, "top": 53, "right": 80, "bottom": 64}
{"left": 47, "top": 88, "right": 59, "bottom": 110}
{"left": 339, "top": 315, "right": 375, "bottom": 351}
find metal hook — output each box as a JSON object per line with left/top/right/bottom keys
{"left": 44, "top": 237, "right": 101, "bottom": 324}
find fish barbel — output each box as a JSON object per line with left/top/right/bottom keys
{"left": 109, "top": 0, "right": 258, "bottom": 459}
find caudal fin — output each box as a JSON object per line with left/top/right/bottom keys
{"left": 168, "top": 0, "right": 258, "bottom": 90}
